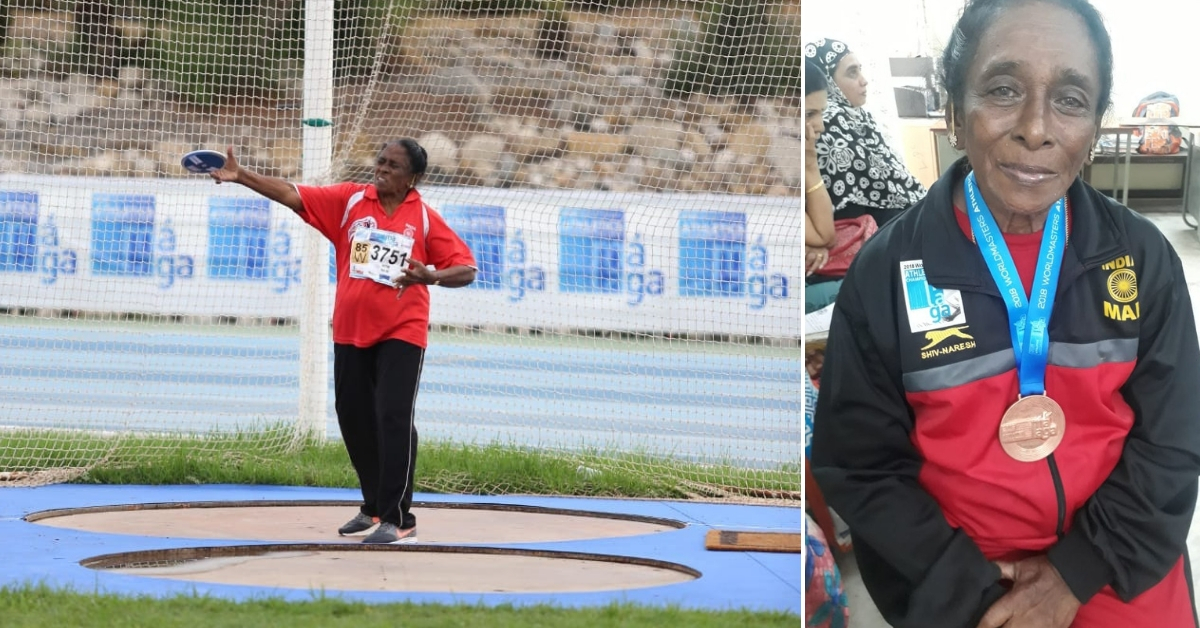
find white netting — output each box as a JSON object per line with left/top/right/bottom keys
{"left": 0, "top": 1, "right": 801, "bottom": 494}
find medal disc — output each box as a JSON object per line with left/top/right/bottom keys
{"left": 998, "top": 395, "right": 1065, "bottom": 462}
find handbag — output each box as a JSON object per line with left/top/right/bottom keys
{"left": 1132, "top": 91, "right": 1183, "bottom": 155}
{"left": 815, "top": 214, "right": 878, "bottom": 278}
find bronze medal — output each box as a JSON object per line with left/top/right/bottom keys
{"left": 998, "top": 395, "right": 1065, "bottom": 462}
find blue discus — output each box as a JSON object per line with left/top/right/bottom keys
{"left": 180, "top": 149, "right": 227, "bottom": 174}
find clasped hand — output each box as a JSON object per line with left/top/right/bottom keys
{"left": 977, "top": 556, "right": 1080, "bottom": 628}
{"left": 391, "top": 258, "right": 435, "bottom": 290}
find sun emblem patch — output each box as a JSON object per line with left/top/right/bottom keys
{"left": 1107, "top": 269, "right": 1137, "bottom": 303}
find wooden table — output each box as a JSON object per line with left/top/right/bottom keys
{"left": 1099, "top": 118, "right": 1200, "bottom": 206}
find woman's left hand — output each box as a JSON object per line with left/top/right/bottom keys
{"left": 806, "top": 246, "right": 830, "bottom": 276}
{"left": 392, "top": 258, "right": 436, "bottom": 289}
{"left": 977, "top": 556, "right": 1080, "bottom": 628}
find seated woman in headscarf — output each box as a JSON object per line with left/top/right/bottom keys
{"left": 804, "top": 38, "right": 926, "bottom": 228}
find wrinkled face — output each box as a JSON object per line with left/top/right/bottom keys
{"left": 805, "top": 89, "right": 828, "bottom": 135}
{"left": 833, "top": 53, "right": 868, "bottom": 108}
{"left": 374, "top": 143, "right": 413, "bottom": 197}
{"left": 956, "top": 1, "right": 1101, "bottom": 216}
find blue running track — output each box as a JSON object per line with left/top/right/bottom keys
{"left": 0, "top": 322, "right": 801, "bottom": 469}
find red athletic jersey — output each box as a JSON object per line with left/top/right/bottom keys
{"left": 295, "top": 183, "right": 475, "bottom": 348}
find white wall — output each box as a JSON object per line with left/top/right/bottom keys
{"left": 805, "top": 0, "right": 1198, "bottom": 140}
{"left": 802, "top": 0, "right": 932, "bottom": 157}
{"left": 1091, "top": 0, "right": 1197, "bottom": 120}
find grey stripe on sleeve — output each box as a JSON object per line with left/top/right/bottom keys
{"left": 903, "top": 339, "right": 1137, "bottom": 393}
{"left": 1047, "top": 338, "right": 1138, "bottom": 369}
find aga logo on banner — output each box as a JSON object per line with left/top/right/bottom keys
{"left": 442, "top": 204, "right": 545, "bottom": 303}
{"left": 37, "top": 214, "right": 79, "bottom": 285}
{"left": 559, "top": 207, "right": 625, "bottom": 294}
{"left": 0, "top": 191, "right": 77, "bottom": 284}
{"left": 678, "top": 211, "right": 788, "bottom": 309}
{"left": 208, "top": 197, "right": 270, "bottom": 281}
{"left": 91, "top": 194, "right": 194, "bottom": 289}
{"left": 206, "top": 197, "right": 301, "bottom": 294}
{"left": 557, "top": 207, "right": 664, "bottom": 306}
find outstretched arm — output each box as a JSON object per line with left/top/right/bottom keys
{"left": 210, "top": 145, "right": 304, "bottom": 215}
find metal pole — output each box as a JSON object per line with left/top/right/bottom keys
{"left": 298, "top": 0, "right": 334, "bottom": 441}
{"left": 1112, "top": 132, "right": 1119, "bottom": 200}
{"left": 1122, "top": 130, "right": 1132, "bottom": 206}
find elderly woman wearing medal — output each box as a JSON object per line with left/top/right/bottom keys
{"left": 810, "top": 1, "right": 1200, "bottom": 627}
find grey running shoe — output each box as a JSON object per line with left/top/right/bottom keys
{"left": 362, "top": 522, "right": 418, "bottom": 545}
{"left": 338, "top": 512, "right": 379, "bottom": 536}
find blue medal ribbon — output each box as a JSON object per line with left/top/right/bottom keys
{"left": 964, "top": 172, "right": 1066, "bottom": 397}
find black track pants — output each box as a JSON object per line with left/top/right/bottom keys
{"left": 333, "top": 339, "right": 423, "bottom": 527}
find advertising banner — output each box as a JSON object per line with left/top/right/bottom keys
{"left": 0, "top": 176, "right": 800, "bottom": 336}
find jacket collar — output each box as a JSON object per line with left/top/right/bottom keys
{"left": 916, "top": 158, "right": 1128, "bottom": 296}
{"left": 368, "top": 184, "right": 422, "bottom": 214}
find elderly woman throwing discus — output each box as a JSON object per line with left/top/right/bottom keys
{"left": 811, "top": 1, "right": 1200, "bottom": 627}
{"left": 211, "top": 138, "right": 477, "bottom": 546}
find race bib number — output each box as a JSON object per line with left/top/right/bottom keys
{"left": 349, "top": 228, "right": 414, "bottom": 287}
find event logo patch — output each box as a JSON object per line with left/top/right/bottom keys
{"left": 679, "top": 211, "right": 745, "bottom": 298}
{"left": 901, "top": 259, "right": 966, "bottom": 333}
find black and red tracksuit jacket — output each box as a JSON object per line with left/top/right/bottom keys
{"left": 812, "top": 161, "right": 1200, "bottom": 627}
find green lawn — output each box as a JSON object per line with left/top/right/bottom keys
{"left": 0, "top": 586, "right": 800, "bottom": 628}
{"left": 3, "top": 429, "right": 798, "bottom": 499}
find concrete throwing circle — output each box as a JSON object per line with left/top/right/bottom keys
{"left": 81, "top": 544, "right": 699, "bottom": 593}
{"left": 25, "top": 500, "right": 685, "bottom": 544}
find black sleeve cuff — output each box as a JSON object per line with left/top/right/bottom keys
{"left": 1047, "top": 527, "right": 1114, "bottom": 603}
{"left": 900, "top": 533, "right": 1010, "bottom": 628}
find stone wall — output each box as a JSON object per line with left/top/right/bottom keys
{"left": 0, "top": 5, "right": 802, "bottom": 196}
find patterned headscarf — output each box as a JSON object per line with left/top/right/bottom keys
{"left": 807, "top": 38, "right": 851, "bottom": 79}
{"left": 804, "top": 38, "right": 927, "bottom": 212}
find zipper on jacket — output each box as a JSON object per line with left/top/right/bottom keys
{"left": 1046, "top": 454, "right": 1067, "bottom": 538}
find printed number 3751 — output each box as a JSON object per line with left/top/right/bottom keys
{"left": 372, "top": 244, "right": 402, "bottom": 265}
